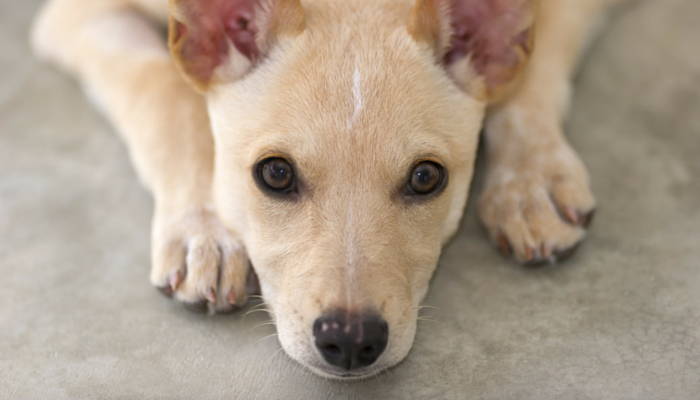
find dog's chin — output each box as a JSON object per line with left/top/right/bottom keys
{"left": 305, "top": 364, "right": 388, "bottom": 381}
{"left": 290, "top": 346, "right": 404, "bottom": 380}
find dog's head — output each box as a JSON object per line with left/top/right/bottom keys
{"left": 169, "top": 0, "right": 539, "bottom": 379}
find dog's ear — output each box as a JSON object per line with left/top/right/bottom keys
{"left": 409, "top": 0, "right": 540, "bottom": 102}
{"left": 169, "top": 0, "right": 306, "bottom": 93}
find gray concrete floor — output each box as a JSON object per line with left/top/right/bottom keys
{"left": 2, "top": 0, "right": 700, "bottom": 398}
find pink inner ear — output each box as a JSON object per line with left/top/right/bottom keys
{"left": 217, "top": 0, "right": 261, "bottom": 61}
{"left": 177, "top": 0, "right": 261, "bottom": 82}
{"left": 445, "top": 0, "right": 530, "bottom": 87}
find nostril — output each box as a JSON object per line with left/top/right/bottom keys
{"left": 359, "top": 346, "right": 379, "bottom": 361}
{"left": 323, "top": 344, "right": 342, "bottom": 356}
{"left": 361, "top": 346, "right": 376, "bottom": 356}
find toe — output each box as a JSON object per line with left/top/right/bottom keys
{"left": 499, "top": 214, "right": 538, "bottom": 264}
{"left": 175, "top": 236, "right": 220, "bottom": 307}
{"left": 524, "top": 195, "right": 585, "bottom": 248}
{"left": 215, "top": 240, "right": 249, "bottom": 312}
{"left": 550, "top": 174, "right": 596, "bottom": 228}
{"left": 151, "top": 239, "right": 187, "bottom": 297}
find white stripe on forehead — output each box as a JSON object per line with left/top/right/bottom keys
{"left": 344, "top": 66, "right": 364, "bottom": 303}
{"left": 348, "top": 67, "right": 363, "bottom": 130}
{"left": 345, "top": 196, "right": 357, "bottom": 305}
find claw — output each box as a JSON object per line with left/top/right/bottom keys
{"left": 204, "top": 287, "right": 217, "bottom": 303}
{"left": 523, "top": 246, "right": 534, "bottom": 262}
{"left": 226, "top": 288, "right": 238, "bottom": 306}
{"left": 541, "top": 243, "right": 553, "bottom": 259}
{"left": 563, "top": 207, "right": 595, "bottom": 229}
{"left": 563, "top": 206, "right": 579, "bottom": 225}
{"left": 497, "top": 233, "right": 511, "bottom": 257}
{"left": 168, "top": 270, "right": 183, "bottom": 292}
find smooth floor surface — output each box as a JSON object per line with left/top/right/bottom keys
{"left": 1, "top": 0, "right": 699, "bottom": 398}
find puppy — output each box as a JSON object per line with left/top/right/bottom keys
{"left": 32, "top": 0, "right": 625, "bottom": 379}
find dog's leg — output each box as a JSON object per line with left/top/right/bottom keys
{"left": 479, "top": 0, "right": 626, "bottom": 264}
{"left": 32, "top": 0, "right": 250, "bottom": 312}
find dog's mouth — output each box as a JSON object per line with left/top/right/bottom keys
{"left": 306, "top": 363, "right": 387, "bottom": 381}
{"left": 274, "top": 306, "right": 419, "bottom": 379}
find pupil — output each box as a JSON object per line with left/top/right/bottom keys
{"left": 272, "top": 165, "right": 286, "bottom": 180}
{"left": 263, "top": 159, "right": 293, "bottom": 190}
{"left": 416, "top": 168, "right": 433, "bottom": 183}
{"left": 411, "top": 162, "right": 440, "bottom": 194}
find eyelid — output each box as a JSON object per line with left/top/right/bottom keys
{"left": 410, "top": 153, "right": 445, "bottom": 167}
{"left": 254, "top": 152, "right": 294, "bottom": 165}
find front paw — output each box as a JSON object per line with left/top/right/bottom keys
{"left": 150, "top": 206, "right": 251, "bottom": 313}
{"left": 478, "top": 142, "right": 596, "bottom": 265}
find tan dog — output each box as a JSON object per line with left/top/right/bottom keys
{"left": 32, "top": 0, "right": 626, "bottom": 379}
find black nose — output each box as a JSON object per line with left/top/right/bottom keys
{"left": 313, "top": 313, "right": 388, "bottom": 370}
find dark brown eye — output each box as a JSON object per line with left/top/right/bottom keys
{"left": 260, "top": 158, "right": 295, "bottom": 191}
{"left": 409, "top": 162, "right": 443, "bottom": 195}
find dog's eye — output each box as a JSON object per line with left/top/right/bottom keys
{"left": 409, "top": 162, "right": 443, "bottom": 195}
{"left": 260, "top": 158, "right": 295, "bottom": 192}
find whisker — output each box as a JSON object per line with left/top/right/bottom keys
{"left": 243, "top": 308, "right": 273, "bottom": 318}
{"left": 411, "top": 342, "right": 426, "bottom": 351}
{"left": 246, "top": 302, "right": 269, "bottom": 312}
{"left": 246, "top": 301, "right": 270, "bottom": 308}
{"left": 252, "top": 320, "right": 277, "bottom": 330}
{"left": 415, "top": 305, "right": 440, "bottom": 311}
{"left": 245, "top": 300, "right": 272, "bottom": 311}
{"left": 267, "top": 346, "right": 286, "bottom": 363}
{"left": 255, "top": 333, "right": 279, "bottom": 345}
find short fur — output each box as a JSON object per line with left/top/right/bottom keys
{"left": 32, "top": 0, "right": 627, "bottom": 379}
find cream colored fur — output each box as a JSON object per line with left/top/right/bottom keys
{"left": 31, "top": 0, "right": 627, "bottom": 379}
